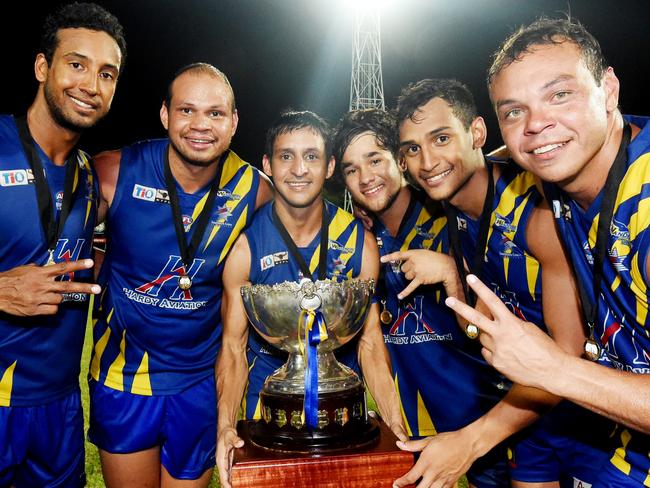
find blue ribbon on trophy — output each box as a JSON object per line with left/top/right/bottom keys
{"left": 298, "top": 309, "right": 328, "bottom": 429}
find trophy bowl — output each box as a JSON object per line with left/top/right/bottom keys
{"left": 241, "top": 278, "right": 380, "bottom": 452}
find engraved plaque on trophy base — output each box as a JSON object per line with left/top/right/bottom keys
{"left": 249, "top": 384, "right": 380, "bottom": 452}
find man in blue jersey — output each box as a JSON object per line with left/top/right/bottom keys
{"left": 90, "top": 63, "right": 273, "bottom": 487}
{"left": 0, "top": 3, "right": 125, "bottom": 487}
{"left": 447, "top": 17, "right": 650, "bottom": 487}
{"left": 332, "top": 108, "right": 512, "bottom": 487}
{"left": 389, "top": 79, "right": 612, "bottom": 488}
{"left": 216, "top": 110, "right": 406, "bottom": 488}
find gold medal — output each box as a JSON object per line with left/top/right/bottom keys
{"left": 465, "top": 323, "right": 480, "bottom": 339}
{"left": 178, "top": 274, "right": 192, "bottom": 290}
{"left": 45, "top": 250, "right": 56, "bottom": 266}
{"left": 380, "top": 310, "right": 393, "bottom": 325}
{"left": 380, "top": 300, "right": 393, "bottom": 325}
{"left": 583, "top": 338, "right": 601, "bottom": 361}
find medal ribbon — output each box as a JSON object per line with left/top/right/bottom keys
{"left": 443, "top": 160, "right": 494, "bottom": 307}
{"left": 273, "top": 202, "right": 330, "bottom": 429}
{"left": 298, "top": 309, "right": 328, "bottom": 429}
{"left": 542, "top": 123, "right": 631, "bottom": 357}
{"left": 163, "top": 147, "right": 227, "bottom": 283}
{"left": 271, "top": 202, "right": 329, "bottom": 281}
{"left": 15, "top": 116, "right": 79, "bottom": 264}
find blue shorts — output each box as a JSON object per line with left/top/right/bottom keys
{"left": 509, "top": 401, "right": 613, "bottom": 485}
{"left": 593, "top": 461, "right": 649, "bottom": 487}
{"left": 466, "top": 441, "right": 510, "bottom": 487}
{"left": 88, "top": 375, "right": 216, "bottom": 480}
{"left": 0, "top": 390, "right": 85, "bottom": 488}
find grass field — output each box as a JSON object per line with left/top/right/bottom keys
{"left": 79, "top": 311, "right": 466, "bottom": 488}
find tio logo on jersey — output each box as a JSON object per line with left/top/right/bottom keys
{"left": 0, "top": 169, "right": 34, "bottom": 187}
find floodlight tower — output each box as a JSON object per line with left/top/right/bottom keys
{"left": 345, "top": 5, "right": 386, "bottom": 211}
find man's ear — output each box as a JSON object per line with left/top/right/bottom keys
{"left": 326, "top": 156, "right": 335, "bottom": 179}
{"left": 262, "top": 154, "right": 272, "bottom": 178}
{"left": 470, "top": 116, "right": 487, "bottom": 150}
{"left": 160, "top": 102, "right": 169, "bottom": 131}
{"left": 34, "top": 53, "right": 48, "bottom": 83}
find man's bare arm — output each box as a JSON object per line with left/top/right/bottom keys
{"left": 254, "top": 172, "right": 274, "bottom": 211}
{"left": 446, "top": 275, "right": 650, "bottom": 434}
{"left": 216, "top": 235, "right": 253, "bottom": 488}
{"left": 93, "top": 149, "right": 122, "bottom": 223}
{"left": 356, "top": 230, "right": 407, "bottom": 441}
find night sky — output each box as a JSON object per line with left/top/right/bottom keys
{"left": 3, "top": 0, "right": 650, "bottom": 192}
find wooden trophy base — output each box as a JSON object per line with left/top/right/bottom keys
{"left": 231, "top": 418, "right": 414, "bottom": 487}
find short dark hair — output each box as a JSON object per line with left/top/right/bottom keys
{"left": 164, "top": 62, "right": 236, "bottom": 111}
{"left": 331, "top": 109, "right": 399, "bottom": 167}
{"left": 40, "top": 2, "right": 127, "bottom": 73}
{"left": 488, "top": 17, "right": 607, "bottom": 87}
{"left": 395, "top": 78, "right": 478, "bottom": 130}
{"left": 265, "top": 110, "right": 331, "bottom": 159}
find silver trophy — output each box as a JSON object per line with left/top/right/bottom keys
{"left": 241, "top": 278, "right": 379, "bottom": 452}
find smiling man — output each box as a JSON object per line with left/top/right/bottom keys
{"left": 332, "top": 108, "right": 511, "bottom": 488}
{"left": 88, "top": 63, "right": 273, "bottom": 487}
{"left": 0, "top": 3, "right": 125, "bottom": 487}
{"left": 216, "top": 110, "right": 405, "bottom": 488}
{"left": 390, "top": 79, "right": 611, "bottom": 488}
{"left": 446, "top": 17, "right": 650, "bottom": 487}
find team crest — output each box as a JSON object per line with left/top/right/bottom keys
{"left": 415, "top": 225, "right": 434, "bottom": 240}
{"left": 499, "top": 237, "right": 524, "bottom": 258}
{"left": 608, "top": 247, "right": 628, "bottom": 273}
{"left": 213, "top": 204, "right": 233, "bottom": 226}
{"left": 182, "top": 215, "right": 193, "bottom": 232}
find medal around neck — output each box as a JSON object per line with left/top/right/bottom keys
{"left": 178, "top": 274, "right": 192, "bottom": 291}
{"left": 583, "top": 337, "right": 602, "bottom": 362}
{"left": 380, "top": 300, "right": 393, "bottom": 325}
{"left": 465, "top": 323, "right": 480, "bottom": 339}
{"left": 240, "top": 278, "right": 379, "bottom": 452}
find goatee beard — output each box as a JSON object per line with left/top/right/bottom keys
{"left": 44, "top": 83, "right": 89, "bottom": 133}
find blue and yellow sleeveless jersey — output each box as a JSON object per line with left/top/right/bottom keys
{"left": 90, "top": 139, "right": 261, "bottom": 395}
{"left": 243, "top": 201, "right": 365, "bottom": 419}
{"left": 374, "top": 189, "right": 507, "bottom": 438}
{"left": 0, "top": 114, "right": 97, "bottom": 406}
{"left": 547, "top": 115, "right": 650, "bottom": 485}
{"left": 456, "top": 162, "right": 544, "bottom": 330}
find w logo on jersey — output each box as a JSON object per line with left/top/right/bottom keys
{"left": 135, "top": 255, "right": 205, "bottom": 300}
{"left": 389, "top": 296, "right": 434, "bottom": 336}
{"left": 53, "top": 238, "right": 86, "bottom": 281}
